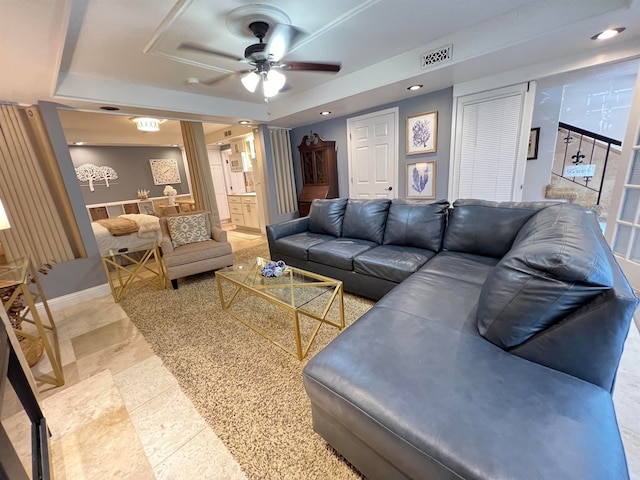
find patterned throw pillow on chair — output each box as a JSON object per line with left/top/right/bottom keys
{"left": 167, "top": 213, "right": 210, "bottom": 247}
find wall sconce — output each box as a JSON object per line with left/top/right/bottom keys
{"left": 0, "top": 199, "right": 11, "bottom": 264}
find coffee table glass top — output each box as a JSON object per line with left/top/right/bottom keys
{"left": 216, "top": 257, "right": 339, "bottom": 309}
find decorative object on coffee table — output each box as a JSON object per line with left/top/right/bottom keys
{"left": 261, "top": 260, "right": 286, "bottom": 277}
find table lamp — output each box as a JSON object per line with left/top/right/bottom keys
{"left": 0, "top": 199, "right": 11, "bottom": 264}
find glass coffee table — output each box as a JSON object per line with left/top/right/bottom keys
{"left": 215, "top": 257, "right": 344, "bottom": 360}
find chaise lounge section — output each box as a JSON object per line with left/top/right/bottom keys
{"left": 267, "top": 198, "right": 638, "bottom": 479}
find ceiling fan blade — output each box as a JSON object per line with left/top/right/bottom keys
{"left": 278, "top": 61, "right": 341, "bottom": 73}
{"left": 178, "top": 42, "right": 244, "bottom": 62}
{"left": 199, "top": 69, "right": 253, "bottom": 86}
{"left": 265, "top": 24, "right": 300, "bottom": 62}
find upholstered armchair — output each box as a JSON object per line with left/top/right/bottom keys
{"left": 159, "top": 211, "right": 233, "bottom": 289}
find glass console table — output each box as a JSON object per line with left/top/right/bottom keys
{"left": 0, "top": 257, "right": 64, "bottom": 387}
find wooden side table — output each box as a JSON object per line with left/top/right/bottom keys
{"left": 0, "top": 258, "right": 64, "bottom": 387}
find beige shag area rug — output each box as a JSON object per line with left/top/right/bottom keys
{"left": 121, "top": 241, "right": 374, "bottom": 479}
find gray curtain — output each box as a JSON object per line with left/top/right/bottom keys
{"left": 180, "top": 121, "right": 221, "bottom": 228}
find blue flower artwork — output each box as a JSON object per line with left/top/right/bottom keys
{"left": 407, "top": 162, "right": 435, "bottom": 199}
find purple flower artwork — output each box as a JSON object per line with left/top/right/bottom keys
{"left": 407, "top": 111, "right": 437, "bottom": 155}
{"left": 412, "top": 119, "right": 431, "bottom": 149}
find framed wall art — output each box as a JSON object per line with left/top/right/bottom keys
{"left": 527, "top": 127, "right": 540, "bottom": 160}
{"left": 406, "top": 161, "right": 436, "bottom": 199}
{"left": 150, "top": 158, "right": 181, "bottom": 185}
{"left": 406, "top": 111, "right": 437, "bottom": 155}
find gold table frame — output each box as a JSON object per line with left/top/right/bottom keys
{"left": 215, "top": 258, "right": 344, "bottom": 360}
{"left": 0, "top": 257, "right": 64, "bottom": 387}
{"left": 101, "top": 245, "right": 165, "bottom": 302}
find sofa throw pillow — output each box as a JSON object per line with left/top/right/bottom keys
{"left": 341, "top": 199, "right": 391, "bottom": 244}
{"left": 443, "top": 199, "right": 553, "bottom": 258}
{"left": 167, "top": 213, "right": 211, "bottom": 247}
{"left": 383, "top": 199, "right": 449, "bottom": 251}
{"left": 308, "top": 198, "right": 348, "bottom": 237}
{"left": 477, "top": 221, "right": 613, "bottom": 349}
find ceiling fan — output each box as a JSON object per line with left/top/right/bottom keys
{"left": 178, "top": 21, "right": 341, "bottom": 98}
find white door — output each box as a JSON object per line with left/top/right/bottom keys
{"left": 605, "top": 66, "right": 640, "bottom": 289}
{"left": 207, "top": 148, "right": 230, "bottom": 221}
{"left": 347, "top": 107, "right": 398, "bottom": 198}
{"left": 450, "top": 82, "right": 536, "bottom": 201}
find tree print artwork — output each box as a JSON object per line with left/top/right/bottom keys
{"left": 412, "top": 119, "right": 431, "bottom": 149}
{"left": 75, "top": 163, "right": 119, "bottom": 191}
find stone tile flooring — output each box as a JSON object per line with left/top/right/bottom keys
{"left": 7, "top": 228, "right": 640, "bottom": 478}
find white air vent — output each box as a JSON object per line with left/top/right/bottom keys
{"left": 421, "top": 44, "right": 452, "bottom": 69}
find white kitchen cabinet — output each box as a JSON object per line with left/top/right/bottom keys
{"left": 242, "top": 195, "right": 259, "bottom": 229}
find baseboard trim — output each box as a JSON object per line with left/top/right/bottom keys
{"left": 36, "top": 283, "right": 112, "bottom": 314}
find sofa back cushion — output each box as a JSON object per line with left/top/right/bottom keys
{"left": 477, "top": 204, "right": 613, "bottom": 349}
{"left": 383, "top": 199, "right": 449, "bottom": 251}
{"left": 442, "top": 199, "right": 552, "bottom": 258}
{"left": 342, "top": 199, "right": 391, "bottom": 244}
{"left": 308, "top": 198, "right": 348, "bottom": 237}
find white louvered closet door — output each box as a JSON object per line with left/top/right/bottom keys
{"left": 451, "top": 82, "right": 536, "bottom": 202}
{"left": 605, "top": 65, "right": 640, "bottom": 289}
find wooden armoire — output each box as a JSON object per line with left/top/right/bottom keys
{"left": 297, "top": 133, "right": 338, "bottom": 216}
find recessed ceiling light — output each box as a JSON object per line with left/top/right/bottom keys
{"left": 320, "top": 111, "right": 331, "bottom": 116}
{"left": 74, "top": 141, "right": 86, "bottom": 145}
{"left": 100, "top": 106, "right": 120, "bottom": 111}
{"left": 407, "top": 84, "right": 423, "bottom": 91}
{"left": 171, "top": 144, "right": 179, "bottom": 147}
{"left": 239, "top": 120, "right": 251, "bottom": 125}
{"left": 591, "top": 27, "right": 625, "bottom": 40}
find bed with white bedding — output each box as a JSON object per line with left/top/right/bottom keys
{"left": 91, "top": 213, "right": 162, "bottom": 257}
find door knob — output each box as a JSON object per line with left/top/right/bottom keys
{"left": 387, "top": 186, "right": 393, "bottom": 191}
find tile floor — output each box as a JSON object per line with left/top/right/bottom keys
{"left": 5, "top": 227, "right": 640, "bottom": 478}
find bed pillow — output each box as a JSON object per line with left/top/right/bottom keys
{"left": 167, "top": 213, "right": 211, "bottom": 247}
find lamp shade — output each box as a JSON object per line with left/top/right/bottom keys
{"left": 241, "top": 72, "right": 260, "bottom": 93}
{"left": 0, "top": 199, "right": 10, "bottom": 230}
{"left": 263, "top": 69, "right": 286, "bottom": 98}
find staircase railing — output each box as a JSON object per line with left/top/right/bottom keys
{"left": 552, "top": 122, "right": 621, "bottom": 204}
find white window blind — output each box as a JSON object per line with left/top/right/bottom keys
{"left": 457, "top": 93, "right": 524, "bottom": 201}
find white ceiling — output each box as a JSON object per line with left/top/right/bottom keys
{"left": 2, "top": 0, "right": 640, "bottom": 134}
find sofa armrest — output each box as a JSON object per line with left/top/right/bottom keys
{"left": 211, "top": 226, "right": 227, "bottom": 243}
{"left": 160, "top": 234, "right": 174, "bottom": 254}
{"left": 267, "top": 217, "right": 310, "bottom": 259}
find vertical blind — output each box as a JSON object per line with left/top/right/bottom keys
{"left": 269, "top": 128, "right": 297, "bottom": 214}
{"left": 0, "top": 105, "right": 81, "bottom": 265}
{"left": 457, "top": 92, "right": 525, "bottom": 201}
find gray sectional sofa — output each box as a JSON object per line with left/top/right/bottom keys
{"left": 266, "top": 198, "right": 638, "bottom": 480}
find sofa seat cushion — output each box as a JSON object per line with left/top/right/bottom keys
{"left": 274, "top": 232, "right": 335, "bottom": 261}
{"left": 308, "top": 238, "right": 377, "bottom": 271}
{"left": 353, "top": 245, "right": 435, "bottom": 283}
{"left": 376, "top": 252, "right": 497, "bottom": 333}
{"left": 303, "top": 306, "right": 628, "bottom": 480}
{"left": 163, "top": 239, "right": 232, "bottom": 267}
{"left": 478, "top": 204, "right": 614, "bottom": 349}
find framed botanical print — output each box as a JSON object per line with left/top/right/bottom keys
{"left": 407, "top": 111, "right": 437, "bottom": 155}
{"left": 406, "top": 161, "right": 436, "bottom": 199}
{"left": 527, "top": 127, "right": 540, "bottom": 160}
{"left": 150, "top": 158, "right": 181, "bottom": 185}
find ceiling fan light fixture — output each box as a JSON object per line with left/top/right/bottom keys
{"left": 132, "top": 117, "right": 161, "bottom": 132}
{"left": 263, "top": 69, "right": 286, "bottom": 97}
{"left": 241, "top": 72, "right": 260, "bottom": 93}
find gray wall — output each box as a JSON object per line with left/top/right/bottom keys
{"left": 69, "top": 146, "right": 188, "bottom": 204}
{"left": 37, "top": 102, "right": 107, "bottom": 299}
{"left": 290, "top": 87, "right": 453, "bottom": 201}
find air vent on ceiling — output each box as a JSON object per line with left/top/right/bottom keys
{"left": 224, "top": 130, "right": 232, "bottom": 137}
{"left": 421, "top": 44, "right": 452, "bottom": 69}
